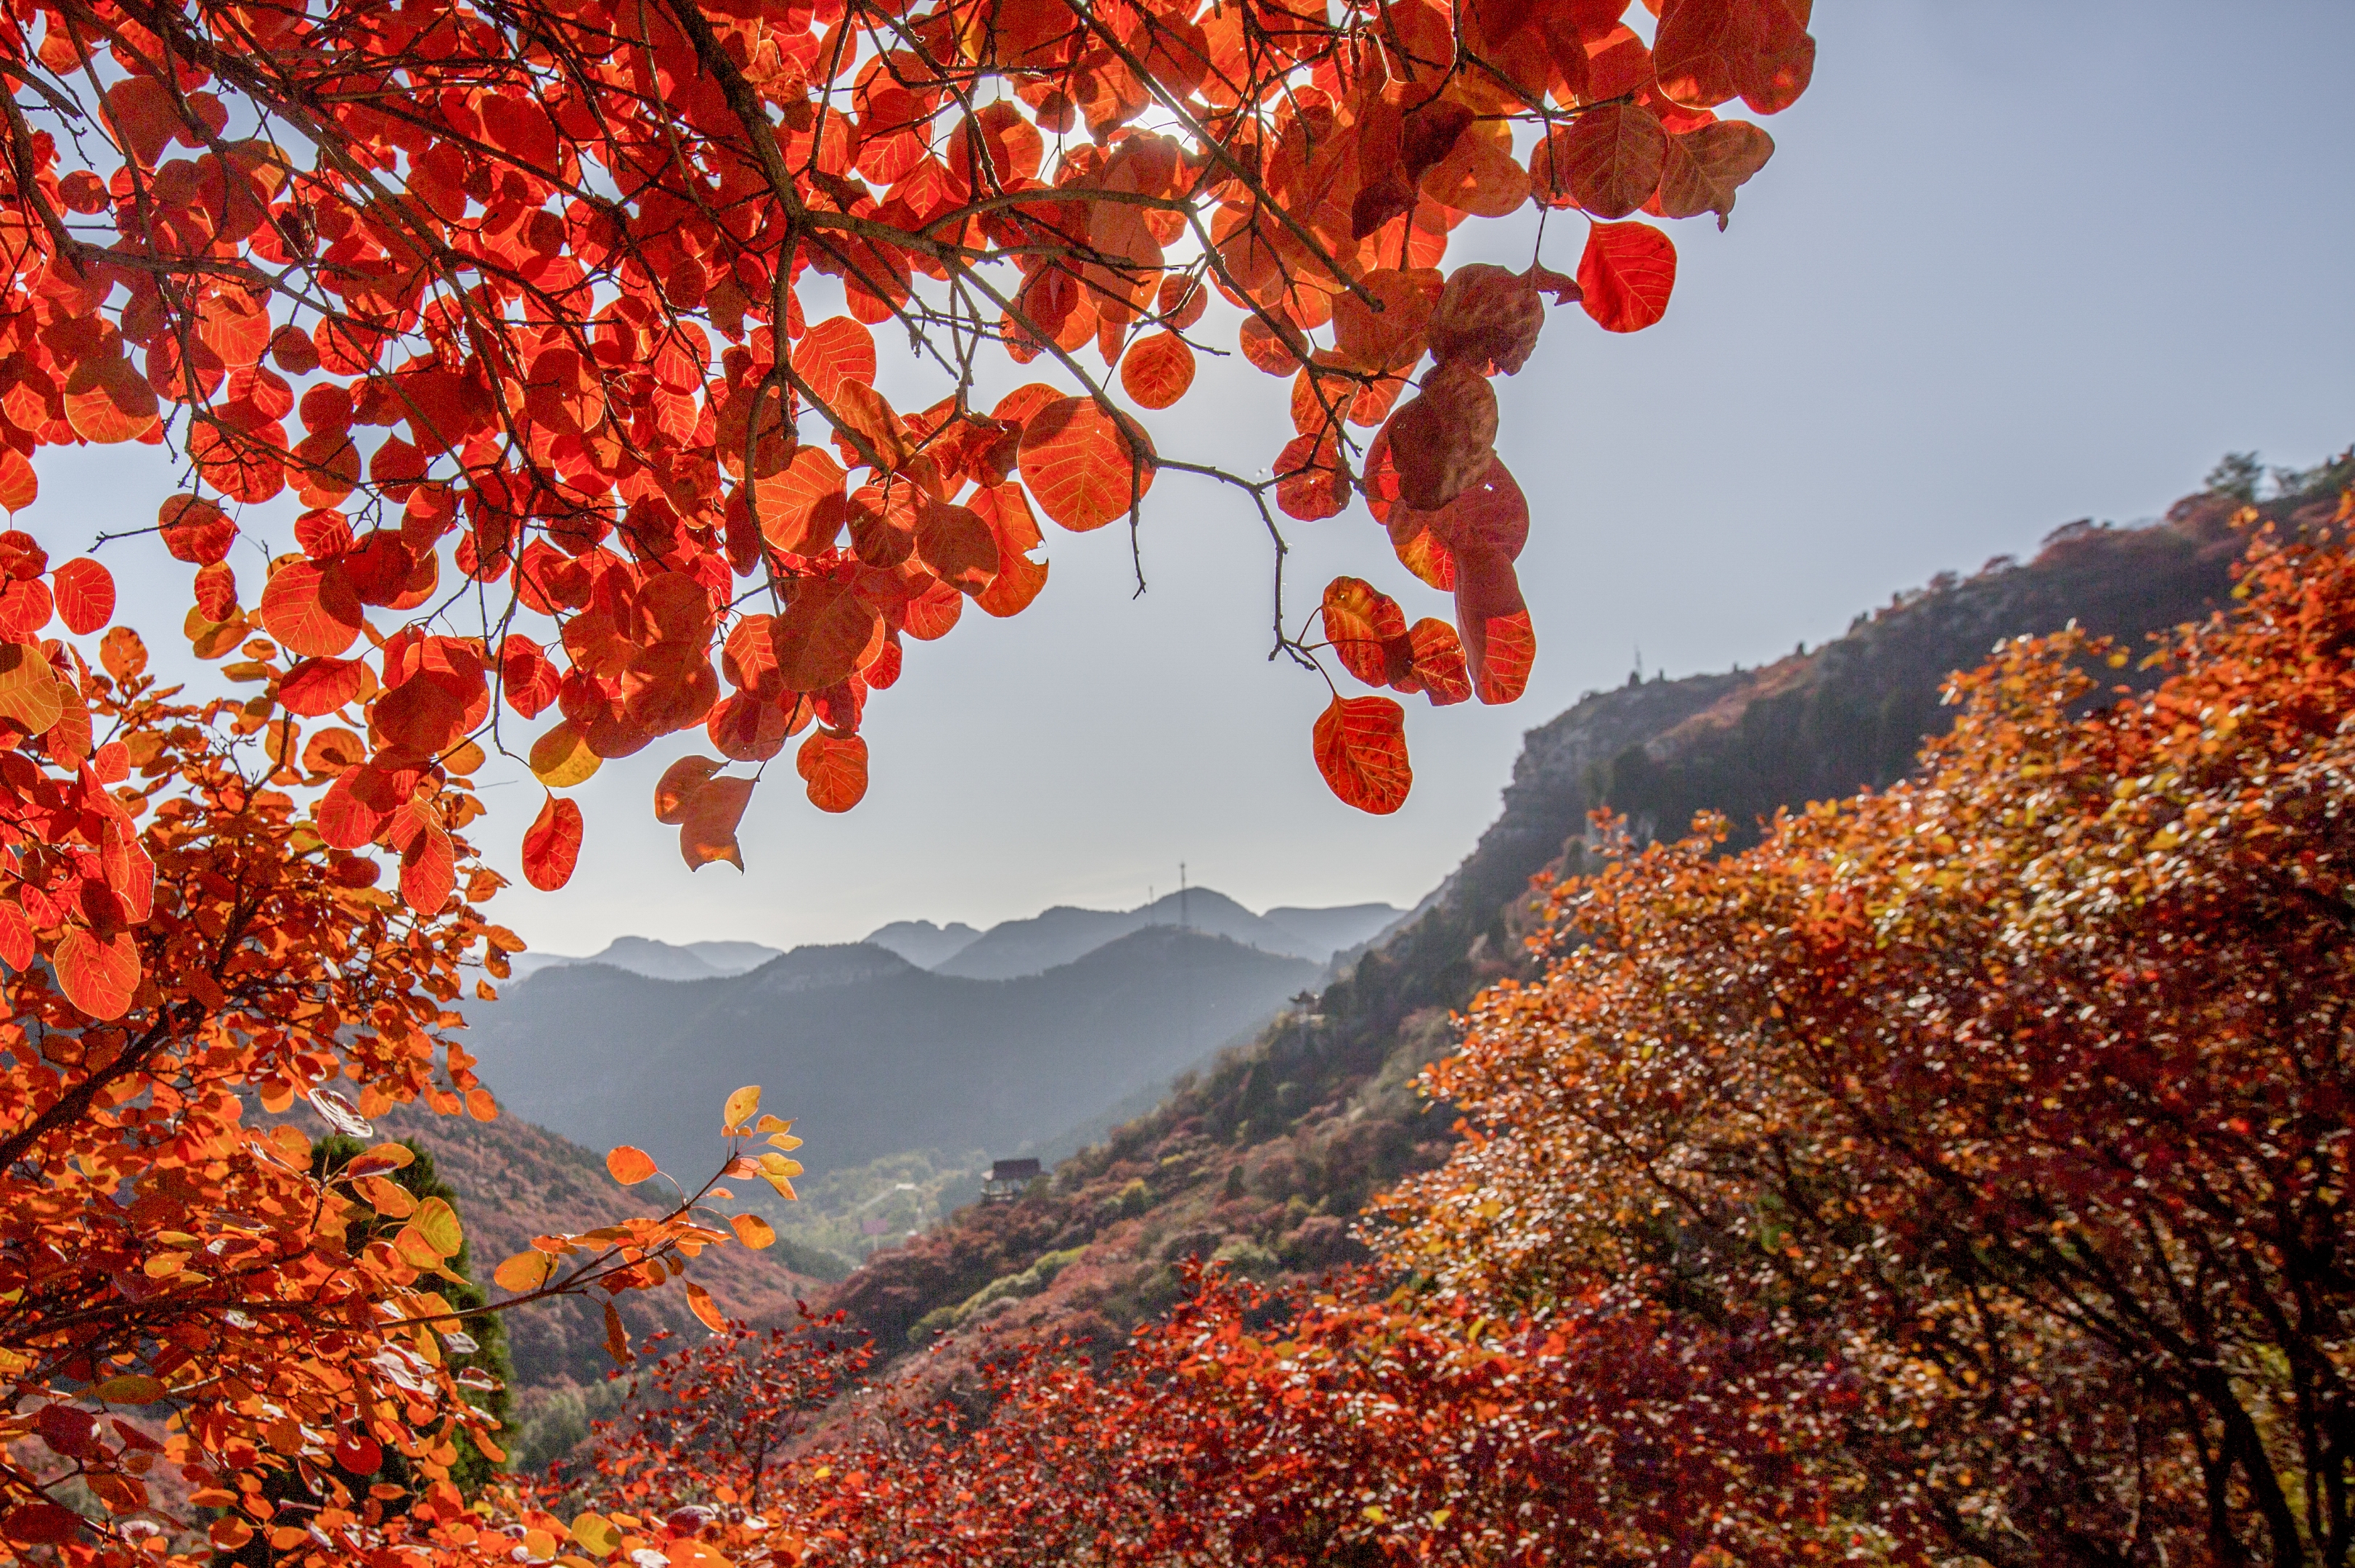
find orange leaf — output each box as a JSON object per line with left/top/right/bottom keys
{"left": 523, "top": 795, "right": 583, "bottom": 891}
{"left": 772, "top": 579, "right": 882, "bottom": 693}
{"left": 63, "top": 355, "right": 160, "bottom": 444}
{"left": 654, "top": 755, "right": 725, "bottom": 824}
{"left": 399, "top": 818, "right": 456, "bottom": 913}
{"left": 50, "top": 559, "right": 115, "bottom": 634}
{"left": 1321, "top": 577, "right": 1411, "bottom": 688}
{"left": 797, "top": 732, "right": 869, "bottom": 812}
{"left": 1331, "top": 269, "right": 1443, "bottom": 373}
{"left": 1535, "top": 105, "right": 1667, "bottom": 219}
{"left": 494, "top": 1250, "right": 558, "bottom": 1294}
{"left": 1400, "top": 618, "right": 1474, "bottom": 706}
{"left": 57, "top": 926, "right": 139, "bottom": 1019}
{"left": 723, "top": 1084, "right": 761, "bottom": 1132}
{"left": 1655, "top": 120, "right": 1775, "bottom": 228}
{"left": 1578, "top": 221, "right": 1678, "bottom": 333}
{"left": 793, "top": 316, "right": 878, "bottom": 409}
{"left": 687, "top": 1282, "right": 728, "bottom": 1333}
{"left": 1313, "top": 695, "right": 1413, "bottom": 815}
{"left": 730, "top": 1212, "right": 777, "bottom": 1249}
{"left": 915, "top": 499, "right": 998, "bottom": 595}
{"left": 1454, "top": 548, "right": 1535, "bottom": 705}
{"left": 1119, "top": 332, "right": 1196, "bottom": 409}
{"left": 0, "top": 641, "right": 62, "bottom": 738}
{"left": 279, "top": 657, "right": 368, "bottom": 716}
{"left": 679, "top": 775, "right": 755, "bottom": 870}
{"left": 258, "top": 559, "right": 365, "bottom": 658}
{"left": 1017, "top": 397, "right": 1156, "bottom": 532}
{"left": 606, "top": 1145, "right": 658, "bottom": 1185}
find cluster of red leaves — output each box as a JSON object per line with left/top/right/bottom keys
{"left": 494, "top": 1265, "right": 1869, "bottom": 1568}
{"left": 1378, "top": 496, "right": 2355, "bottom": 1561}
{"left": 0, "top": 0, "right": 1809, "bottom": 844}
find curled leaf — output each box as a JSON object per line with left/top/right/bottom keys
{"left": 522, "top": 795, "right": 584, "bottom": 892}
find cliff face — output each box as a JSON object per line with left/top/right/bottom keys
{"left": 814, "top": 477, "right": 2339, "bottom": 1379}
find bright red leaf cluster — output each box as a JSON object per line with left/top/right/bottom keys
{"left": 0, "top": 0, "right": 1811, "bottom": 859}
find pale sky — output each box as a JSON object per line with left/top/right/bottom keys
{"left": 34, "top": 1, "right": 2354, "bottom": 956}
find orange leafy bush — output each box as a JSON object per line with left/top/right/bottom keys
{"left": 1378, "top": 499, "right": 2355, "bottom": 1561}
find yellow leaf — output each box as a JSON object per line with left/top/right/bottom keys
{"left": 760, "top": 1171, "right": 798, "bottom": 1202}
{"left": 606, "top": 1146, "right": 658, "bottom": 1185}
{"left": 494, "top": 1251, "right": 557, "bottom": 1294}
{"left": 530, "top": 719, "right": 602, "bottom": 788}
{"left": 521, "top": 1529, "right": 559, "bottom": 1561}
{"left": 90, "top": 1373, "right": 165, "bottom": 1403}
{"left": 722, "top": 1084, "right": 760, "bottom": 1133}
{"left": 412, "top": 1196, "right": 464, "bottom": 1258}
{"left": 765, "top": 1132, "right": 804, "bottom": 1151}
{"left": 754, "top": 1114, "right": 793, "bottom": 1134}
{"left": 729, "top": 1213, "right": 776, "bottom": 1250}
{"left": 571, "top": 1513, "right": 621, "bottom": 1559}
{"left": 759, "top": 1152, "right": 804, "bottom": 1179}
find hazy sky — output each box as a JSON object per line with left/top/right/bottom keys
{"left": 36, "top": 1, "right": 2354, "bottom": 955}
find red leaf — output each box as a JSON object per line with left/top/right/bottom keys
{"left": 57, "top": 925, "right": 139, "bottom": 1020}
{"left": 772, "top": 579, "right": 883, "bottom": 693}
{"left": 1119, "top": 332, "right": 1196, "bottom": 409}
{"left": 374, "top": 674, "right": 467, "bottom": 755}
{"left": 279, "top": 657, "right": 368, "bottom": 716}
{"left": 1018, "top": 397, "right": 1156, "bottom": 532}
{"left": 3, "top": 1502, "right": 86, "bottom": 1546}
{"left": 1655, "top": 120, "right": 1776, "bottom": 228}
{"left": 1535, "top": 105, "right": 1667, "bottom": 219}
{"left": 1399, "top": 618, "right": 1474, "bottom": 705}
{"left": 158, "top": 494, "right": 237, "bottom": 565}
{"left": 50, "top": 559, "right": 115, "bottom": 634}
{"left": 1321, "top": 577, "right": 1411, "bottom": 688}
{"left": 523, "top": 795, "right": 584, "bottom": 892}
{"left": 399, "top": 819, "right": 455, "bottom": 913}
{"left": 258, "top": 559, "right": 365, "bottom": 658}
{"left": 1313, "top": 695, "right": 1413, "bottom": 815}
{"left": 797, "top": 731, "right": 869, "bottom": 812}
{"left": 334, "top": 1432, "right": 383, "bottom": 1476}
{"left": 1455, "top": 548, "right": 1536, "bottom": 705}
{"left": 793, "top": 316, "right": 878, "bottom": 409}
{"left": 1578, "top": 221, "right": 1678, "bottom": 333}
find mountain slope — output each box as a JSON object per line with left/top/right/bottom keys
{"left": 464, "top": 928, "right": 1320, "bottom": 1190}
{"left": 817, "top": 478, "right": 2302, "bottom": 1360}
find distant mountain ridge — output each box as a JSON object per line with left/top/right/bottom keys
{"left": 510, "top": 935, "right": 785, "bottom": 982}
{"left": 464, "top": 926, "right": 1321, "bottom": 1189}
{"left": 515, "top": 894, "right": 1397, "bottom": 986}
{"left": 923, "top": 890, "right": 1397, "bottom": 979}
{"left": 865, "top": 920, "right": 981, "bottom": 968}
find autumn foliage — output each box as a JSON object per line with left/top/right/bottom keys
{"left": 177, "top": 492, "right": 2332, "bottom": 1568}
{"left": 0, "top": 0, "right": 1827, "bottom": 1559}
{"left": 0, "top": 0, "right": 1811, "bottom": 855}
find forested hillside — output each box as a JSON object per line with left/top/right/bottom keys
{"left": 818, "top": 475, "right": 2302, "bottom": 1368}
